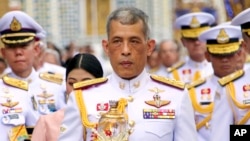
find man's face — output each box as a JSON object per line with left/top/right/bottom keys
{"left": 206, "top": 51, "right": 241, "bottom": 78}
{"left": 147, "top": 51, "right": 160, "bottom": 68}
{"left": 182, "top": 38, "right": 206, "bottom": 59}
{"left": 102, "top": 20, "right": 155, "bottom": 79}
{"left": 1, "top": 41, "right": 39, "bottom": 74}
{"left": 159, "top": 41, "right": 179, "bottom": 67}
{"left": 242, "top": 33, "right": 250, "bottom": 54}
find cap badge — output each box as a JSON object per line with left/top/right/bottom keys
{"left": 190, "top": 16, "right": 200, "bottom": 28}
{"left": 10, "top": 17, "right": 22, "bottom": 31}
{"left": 217, "top": 29, "right": 229, "bottom": 44}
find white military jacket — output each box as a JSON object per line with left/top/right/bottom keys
{"left": 0, "top": 76, "right": 38, "bottom": 141}
{"left": 168, "top": 57, "right": 213, "bottom": 84}
{"left": 59, "top": 70, "right": 197, "bottom": 141}
{"left": 187, "top": 75, "right": 220, "bottom": 141}
{"left": 210, "top": 69, "right": 250, "bottom": 141}
{"left": 8, "top": 68, "right": 65, "bottom": 115}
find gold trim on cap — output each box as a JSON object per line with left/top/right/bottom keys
{"left": 181, "top": 26, "right": 210, "bottom": 38}
{"left": 190, "top": 16, "right": 201, "bottom": 28}
{"left": 242, "top": 29, "right": 250, "bottom": 36}
{"left": 207, "top": 42, "right": 240, "bottom": 54}
{"left": 1, "top": 33, "right": 36, "bottom": 38}
{"left": 10, "top": 17, "right": 22, "bottom": 31}
{"left": 217, "top": 29, "right": 229, "bottom": 44}
{"left": 1, "top": 36, "right": 35, "bottom": 44}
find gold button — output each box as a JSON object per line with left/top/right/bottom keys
{"left": 127, "top": 96, "right": 133, "bottom": 102}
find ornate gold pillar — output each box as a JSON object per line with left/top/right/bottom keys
{"left": 0, "top": 0, "right": 9, "bottom": 17}
{"left": 86, "top": 0, "right": 110, "bottom": 36}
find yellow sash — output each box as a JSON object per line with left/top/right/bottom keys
{"left": 226, "top": 82, "right": 250, "bottom": 124}
{"left": 188, "top": 88, "right": 213, "bottom": 130}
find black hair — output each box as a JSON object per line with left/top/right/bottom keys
{"left": 66, "top": 53, "right": 103, "bottom": 79}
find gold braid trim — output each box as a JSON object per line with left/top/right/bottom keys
{"left": 227, "top": 82, "right": 250, "bottom": 109}
{"left": 117, "top": 98, "right": 128, "bottom": 120}
{"left": 2, "top": 36, "right": 34, "bottom": 44}
{"left": 1, "top": 33, "right": 36, "bottom": 38}
{"left": 226, "top": 82, "right": 250, "bottom": 124}
{"left": 188, "top": 88, "right": 213, "bottom": 114}
{"left": 193, "top": 71, "right": 201, "bottom": 82}
{"left": 196, "top": 114, "right": 212, "bottom": 130}
{"left": 172, "top": 69, "right": 180, "bottom": 81}
{"left": 75, "top": 89, "right": 97, "bottom": 129}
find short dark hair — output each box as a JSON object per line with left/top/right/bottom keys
{"left": 106, "top": 7, "right": 150, "bottom": 39}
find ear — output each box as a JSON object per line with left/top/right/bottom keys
{"left": 33, "top": 41, "right": 41, "bottom": 57}
{"left": 147, "top": 39, "right": 156, "bottom": 56}
{"left": 205, "top": 51, "right": 211, "bottom": 62}
{"left": 180, "top": 37, "right": 187, "bottom": 48}
{"left": 102, "top": 39, "right": 109, "bottom": 56}
{"left": 1, "top": 48, "right": 6, "bottom": 58}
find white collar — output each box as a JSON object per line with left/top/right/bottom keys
{"left": 110, "top": 69, "right": 149, "bottom": 94}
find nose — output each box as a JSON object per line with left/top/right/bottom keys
{"left": 14, "top": 47, "right": 23, "bottom": 56}
{"left": 221, "top": 56, "right": 230, "bottom": 62}
{"left": 121, "top": 42, "right": 131, "bottom": 56}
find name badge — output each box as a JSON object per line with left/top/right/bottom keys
{"left": 2, "top": 113, "right": 25, "bottom": 125}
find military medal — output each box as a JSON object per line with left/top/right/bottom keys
{"left": 145, "top": 87, "right": 170, "bottom": 108}
{"left": 96, "top": 102, "right": 109, "bottom": 119}
{"left": 143, "top": 109, "right": 175, "bottom": 119}
{"left": 242, "top": 84, "right": 250, "bottom": 104}
{"left": 31, "top": 94, "right": 38, "bottom": 110}
{"left": 1, "top": 87, "right": 19, "bottom": 108}
{"left": 200, "top": 88, "right": 211, "bottom": 105}
{"left": 37, "top": 83, "right": 56, "bottom": 113}
{"left": 182, "top": 69, "right": 192, "bottom": 83}
{"left": 37, "top": 83, "right": 53, "bottom": 99}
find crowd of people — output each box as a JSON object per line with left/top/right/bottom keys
{"left": 0, "top": 5, "right": 250, "bottom": 141}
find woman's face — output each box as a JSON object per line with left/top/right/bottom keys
{"left": 66, "top": 68, "right": 96, "bottom": 95}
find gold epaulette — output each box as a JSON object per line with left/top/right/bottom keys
{"left": 150, "top": 75, "right": 185, "bottom": 90}
{"left": 186, "top": 78, "right": 206, "bottom": 89}
{"left": 39, "top": 72, "right": 63, "bottom": 85}
{"left": 218, "top": 69, "right": 244, "bottom": 86}
{"left": 2, "top": 76, "right": 28, "bottom": 91}
{"left": 167, "top": 61, "right": 185, "bottom": 73}
{"left": 73, "top": 77, "right": 108, "bottom": 89}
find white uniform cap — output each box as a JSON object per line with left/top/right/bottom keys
{"left": 175, "top": 12, "right": 215, "bottom": 38}
{"left": 0, "top": 10, "right": 46, "bottom": 45}
{"left": 231, "top": 8, "right": 250, "bottom": 36}
{"left": 199, "top": 25, "right": 242, "bottom": 55}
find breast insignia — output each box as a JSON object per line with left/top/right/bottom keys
{"left": 145, "top": 87, "right": 171, "bottom": 108}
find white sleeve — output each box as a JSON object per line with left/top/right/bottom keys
{"left": 210, "top": 87, "right": 234, "bottom": 141}
{"left": 58, "top": 91, "right": 83, "bottom": 141}
{"left": 174, "top": 90, "right": 197, "bottom": 141}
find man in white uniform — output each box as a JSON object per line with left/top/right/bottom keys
{"left": 210, "top": 8, "right": 250, "bottom": 141}
{"left": 187, "top": 25, "right": 243, "bottom": 141}
{"left": 170, "top": 12, "right": 215, "bottom": 84}
{"left": 0, "top": 10, "right": 66, "bottom": 114}
{"left": 59, "top": 7, "right": 197, "bottom": 141}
